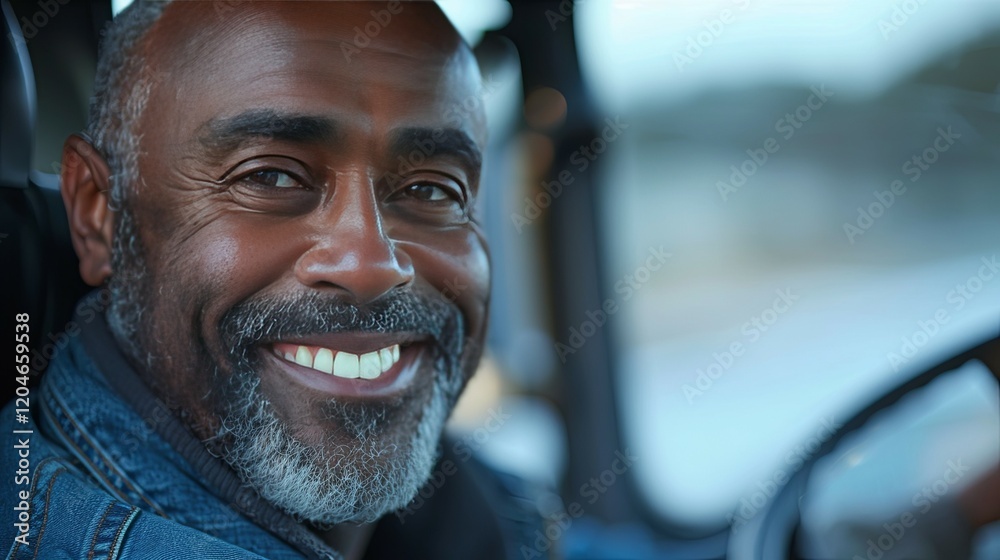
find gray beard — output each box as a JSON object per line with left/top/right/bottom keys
{"left": 105, "top": 202, "right": 470, "bottom": 526}
{"left": 106, "top": 199, "right": 148, "bottom": 369}
{"left": 217, "top": 366, "right": 455, "bottom": 525}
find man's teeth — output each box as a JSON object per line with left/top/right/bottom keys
{"left": 278, "top": 344, "right": 402, "bottom": 379}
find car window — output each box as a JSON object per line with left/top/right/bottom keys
{"left": 798, "top": 359, "right": 999, "bottom": 558}
{"left": 574, "top": 0, "right": 1000, "bottom": 532}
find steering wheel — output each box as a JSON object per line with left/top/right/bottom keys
{"left": 730, "top": 335, "right": 1000, "bottom": 560}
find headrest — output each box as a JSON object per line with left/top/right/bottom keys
{"left": 0, "top": 0, "right": 35, "bottom": 187}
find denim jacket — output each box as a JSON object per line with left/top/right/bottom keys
{"left": 3, "top": 297, "right": 546, "bottom": 560}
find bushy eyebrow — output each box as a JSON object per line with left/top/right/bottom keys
{"left": 197, "top": 109, "right": 341, "bottom": 157}
{"left": 195, "top": 111, "right": 482, "bottom": 180}
{"left": 387, "top": 127, "right": 482, "bottom": 179}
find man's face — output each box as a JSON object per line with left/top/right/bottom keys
{"left": 109, "top": 1, "right": 489, "bottom": 523}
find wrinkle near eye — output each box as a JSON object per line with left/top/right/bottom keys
{"left": 147, "top": 172, "right": 249, "bottom": 248}
{"left": 223, "top": 186, "right": 313, "bottom": 215}
{"left": 162, "top": 199, "right": 230, "bottom": 256}
{"left": 168, "top": 164, "right": 317, "bottom": 217}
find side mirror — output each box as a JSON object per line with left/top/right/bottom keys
{"left": 732, "top": 335, "right": 1000, "bottom": 559}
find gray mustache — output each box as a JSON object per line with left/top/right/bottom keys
{"left": 217, "top": 289, "right": 465, "bottom": 368}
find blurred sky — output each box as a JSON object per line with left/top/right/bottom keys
{"left": 574, "top": 0, "right": 1000, "bottom": 531}
{"left": 578, "top": 0, "right": 1000, "bottom": 109}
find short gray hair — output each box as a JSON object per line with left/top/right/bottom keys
{"left": 85, "top": 0, "right": 171, "bottom": 210}
{"left": 90, "top": 1, "right": 171, "bottom": 362}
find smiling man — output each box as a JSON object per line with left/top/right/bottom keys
{"left": 1, "top": 1, "right": 539, "bottom": 559}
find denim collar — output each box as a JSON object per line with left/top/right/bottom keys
{"left": 40, "top": 290, "right": 342, "bottom": 560}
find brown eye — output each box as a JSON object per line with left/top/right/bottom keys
{"left": 384, "top": 178, "right": 469, "bottom": 226}
{"left": 245, "top": 170, "right": 301, "bottom": 188}
{"left": 404, "top": 183, "right": 453, "bottom": 202}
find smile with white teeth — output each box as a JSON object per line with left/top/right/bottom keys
{"left": 275, "top": 343, "right": 401, "bottom": 380}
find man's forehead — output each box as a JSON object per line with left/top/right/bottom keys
{"left": 139, "top": 1, "right": 485, "bottom": 143}
{"left": 145, "top": 1, "right": 474, "bottom": 78}
{"left": 150, "top": 1, "right": 462, "bottom": 46}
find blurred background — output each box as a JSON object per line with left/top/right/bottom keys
{"left": 442, "top": 0, "right": 1000, "bottom": 557}
{"left": 6, "top": 0, "right": 1000, "bottom": 558}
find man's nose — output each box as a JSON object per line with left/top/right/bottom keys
{"left": 294, "top": 176, "right": 414, "bottom": 303}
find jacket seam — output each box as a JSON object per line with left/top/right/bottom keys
{"left": 87, "top": 502, "right": 116, "bottom": 560}
{"left": 108, "top": 507, "right": 139, "bottom": 560}
{"left": 38, "top": 396, "right": 131, "bottom": 504}
{"left": 41, "top": 387, "right": 167, "bottom": 517}
{"left": 31, "top": 465, "right": 67, "bottom": 560}
{"left": 9, "top": 457, "right": 62, "bottom": 559}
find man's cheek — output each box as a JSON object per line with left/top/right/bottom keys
{"left": 173, "top": 223, "right": 280, "bottom": 323}
{"left": 147, "top": 236, "right": 236, "bottom": 340}
{"left": 403, "top": 241, "right": 489, "bottom": 326}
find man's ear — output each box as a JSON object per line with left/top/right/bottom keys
{"left": 61, "top": 134, "right": 115, "bottom": 287}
